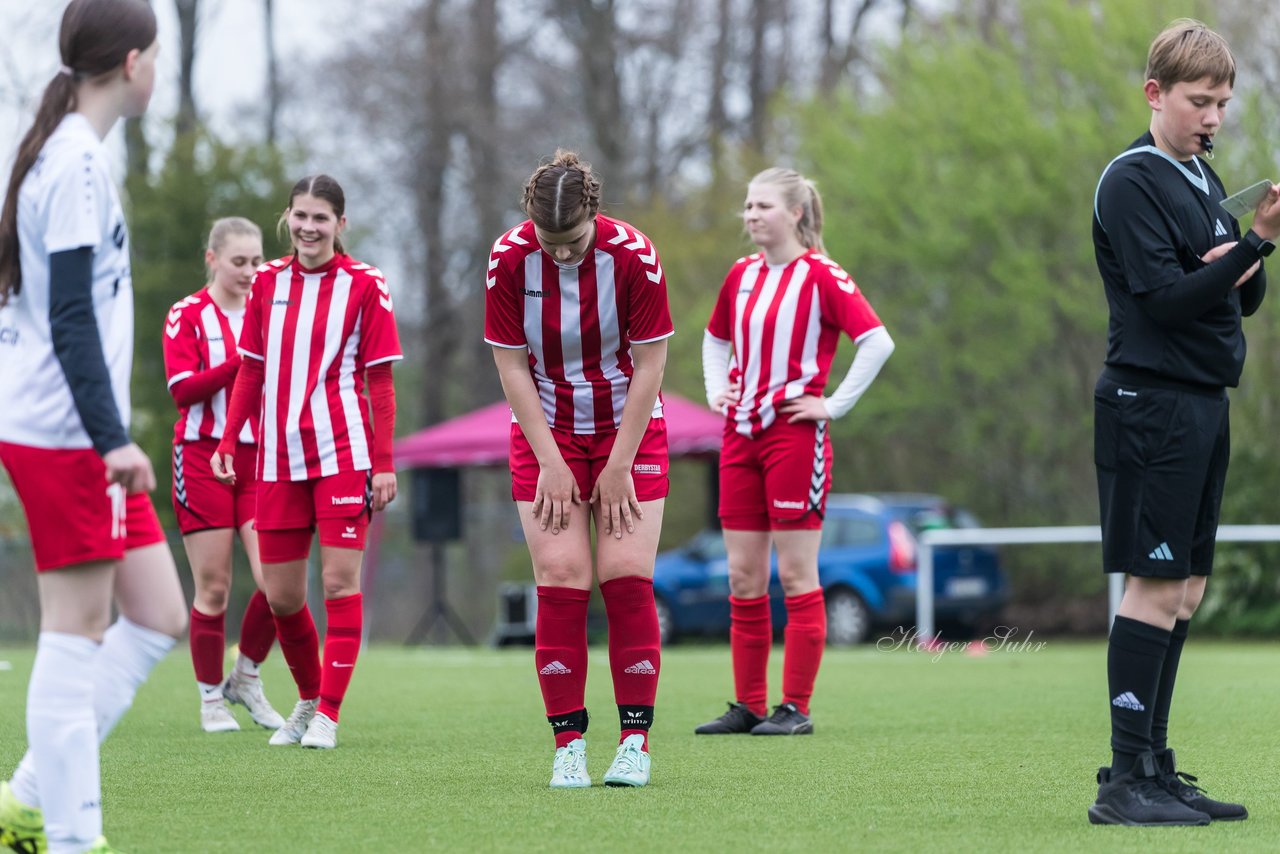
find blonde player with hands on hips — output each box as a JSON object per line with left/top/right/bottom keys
{"left": 163, "top": 217, "right": 286, "bottom": 734}
{"left": 486, "top": 151, "right": 673, "bottom": 788}
{"left": 0, "top": 2, "right": 187, "bottom": 852}
{"left": 695, "top": 167, "right": 893, "bottom": 737}
{"left": 212, "top": 175, "right": 402, "bottom": 750}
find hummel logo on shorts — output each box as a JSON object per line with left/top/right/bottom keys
{"left": 540, "top": 660, "right": 572, "bottom": 675}
{"left": 1148, "top": 542, "right": 1173, "bottom": 561}
{"left": 1111, "top": 691, "right": 1145, "bottom": 711}
{"left": 624, "top": 659, "right": 657, "bottom": 675}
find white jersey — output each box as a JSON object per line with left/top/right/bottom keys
{"left": 0, "top": 113, "right": 134, "bottom": 450}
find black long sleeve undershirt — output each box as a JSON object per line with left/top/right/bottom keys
{"left": 1137, "top": 239, "right": 1265, "bottom": 328}
{"left": 49, "top": 246, "right": 129, "bottom": 455}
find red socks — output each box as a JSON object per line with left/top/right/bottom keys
{"left": 782, "top": 589, "right": 826, "bottom": 715}
{"left": 318, "top": 593, "right": 363, "bottom": 722}
{"left": 189, "top": 608, "right": 225, "bottom": 685}
{"left": 238, "top": 590, "right": 277, "bottom": 664}
{"left": 535, "top": 586, "right": 590, "bottom": 748}
{"left": 601, "top": 576, "right": 660, "bottom": 749}
{"left": 273, "top": 604, "right": 321, "bottom": 700}
{"left": 730, "top": 595, "right": 771, "bottom": 717}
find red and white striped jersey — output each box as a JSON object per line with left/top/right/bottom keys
{"left": 163, "top": 288, "right": 257, "bottom": 445}
{"left": 240, "top": 254, "right": 402, "bottom": 482}
{"left": 707, "top": 251, "right": 883, "bottom": 437}
{"left": 484, "top": 215, "right": 674, "bottom": 434}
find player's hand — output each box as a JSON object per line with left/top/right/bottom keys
{"left": 589, "top": 461, "right": 642, "bottom": 540}
{"left": 1201, "top": 242, "right": 1260, "bottom": 288}
{"left": 103, "top": 443, "right": 155, "bottom": 494}
{"left": 711, "top": 380, "right": 742, "bottom": 415}
{"left": 210, "top": 449, "right": 236, "bottom": 485}
{"left": 532, "top": 461, "right": 580, "bottom": 535}
{"left": 371, "top": 472, "right": 397, "bottom": 512}
{"left": 1251, "top": 183, "right": 1280, "bottom": 240}
{"left": 778, "top": 394, "right": 831, "bottom": 423}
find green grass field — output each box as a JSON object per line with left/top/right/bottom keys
{"left": 2, "top": 640, "right": 1278, "bottom": 853}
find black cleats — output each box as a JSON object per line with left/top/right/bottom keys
{"left": 1087, "top": 752, "right": 1210, "bottom": 826}
{"left": 694, "top": 701, "right": 764, "bottom": 735}
{"left": 1156, "top": 749, "right": 1248, "bottom": 822}
{"left": 750, "top": 702, "right": 813, "bottom": 736}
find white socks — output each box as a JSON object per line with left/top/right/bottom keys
{"left": 234, "top": 652, "right": 261, "bottom": 677}
{"left": 10, "top": 618, "right": 176, "bottom": 811}
{"left": 24, "top": 632, "right": 100, "bottom": 854}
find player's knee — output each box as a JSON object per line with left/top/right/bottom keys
{"left": 196, "top": 581, "right": 231, "bottom": 613}
{"left": 266, "top": 590, "right": 306, "bottom": 616}
{"left": 536, "top": 561, "right": 591, "bottom": 588}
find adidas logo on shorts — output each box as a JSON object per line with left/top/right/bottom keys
{"left": 1111, "top": 691, "right": 1145, "bottom": 711}
{"left": 624, "top": 659, "right": 657, "bottom": 675}
{"left": 540, "top": 660, "right": 572, "bottom": 675}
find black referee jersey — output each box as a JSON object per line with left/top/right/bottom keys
{"left": 1093, "top": 131, "right": 1266, "bottom": 389}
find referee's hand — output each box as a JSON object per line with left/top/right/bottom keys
{"left": 1201, "top": 242, "right": 1259, "bottom": 287}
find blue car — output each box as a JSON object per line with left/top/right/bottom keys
{"left": 651, "top": 493, "right": 1009, "bottom": 645}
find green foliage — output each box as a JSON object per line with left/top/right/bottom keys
{"left": 795, "top": 0, "right": 1167, "bottom": 525}
{"left": 125, "top": 132, "right": 296, "bottom": 529}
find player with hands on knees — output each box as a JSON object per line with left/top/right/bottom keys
{"left": 486, "top": 150, "right": 674, "bottom": 788}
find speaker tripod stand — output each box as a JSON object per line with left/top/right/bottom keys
{"left": 406, "top": 541, "right": 475, "bottom": 645}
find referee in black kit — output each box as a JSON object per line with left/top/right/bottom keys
{"left": 1088, "top": 19, "right": 1280, "bottom": 827}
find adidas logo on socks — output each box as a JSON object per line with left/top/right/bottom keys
{"left": 539, "top": 660, "right": 572, "bottom": 675}
{"left": 624, "top": 659, "right": 657, "bottom": 675}
{"left": 1111, "top": 691, "right": 1145, "bottom": 711}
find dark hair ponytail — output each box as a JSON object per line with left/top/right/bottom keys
{"left": 0, "top": 0, "right": 157, "bottom": 307}
{"left": 522, "top": 150, "right": 602, "bottom": 232}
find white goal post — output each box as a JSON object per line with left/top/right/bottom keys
{"left": 915, "top": 525, "right": 1280, "bottom": 640}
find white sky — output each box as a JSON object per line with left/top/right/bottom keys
{"left": 0, "top": 0, "right": 368, "bottom": 173}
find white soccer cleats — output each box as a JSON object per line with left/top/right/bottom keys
{"left": 268, "top": 698, "right": 318, "bottom": 745}
{"left": 603, "top": 734, "right": 650, "bottom": 787}
{"left": 550, "top": 738, "right": 591, "bottom": 788}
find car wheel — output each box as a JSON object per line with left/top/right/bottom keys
{"left": 654, "top": 595, "right": 675, "bottom": 645}
{"left": 825, "top": 588, "right": 870, "bottom": 646}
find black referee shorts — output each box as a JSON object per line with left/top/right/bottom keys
{"left": 1094, "top": 371, "right": 1229, "bottom": 579}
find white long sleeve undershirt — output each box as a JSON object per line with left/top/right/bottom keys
{"left": 701, "top": 325, "right": 894, "bottom": 419}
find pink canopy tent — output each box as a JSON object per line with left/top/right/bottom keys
{"left": 394, "top": 392, "right": 725, "bottom": 468}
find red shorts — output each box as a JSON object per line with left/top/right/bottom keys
{"left": 0, "top": 442, "right": 166, "bottom": 571}
{"left": 173, "top": 438, "right": 258, "bottom": 535}
{"left": 718, "top": 419, "right": 832, "bottom": 531}
{"left": 510, "top": 418, "right": 669, "bottom": 502}
{"left": 256, "top": 470, "right": 371, "bottom": 553}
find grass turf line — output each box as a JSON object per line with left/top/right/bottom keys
{"left": 1, "top": 642, "right": 1277, "bottom": 852}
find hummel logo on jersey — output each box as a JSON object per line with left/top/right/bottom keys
{"left": 522, "top": 288, "right": 547, "bottom": 298}
{"left": 1148, "top": 542, "right": 1173, "bottom": 561}
{"left": 1112, "top": 691, "right": 1145, "bottom": 711}
{"left": 271, "top": 298, "right": 293, "bottom": 306}
{"left": 540, "top": 660, "right": 572, "bottom": 675}
{"left": 1115, "top": 388, "right": 1137, "bottom": 398}
{"left": 332, "top": 496, "right": 364, "bottom": 505}
{"left": 1214, "top": 219, "right": 1228, "bottom": 237}
{"left": 624, "top": 659, "right": 657, "bottom": 675}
